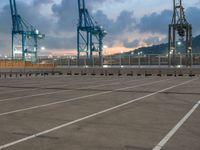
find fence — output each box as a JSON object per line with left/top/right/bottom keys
{"left": 1, "top": 54, "right": 200, "bottom": 68}
{"left": 35, "top": 54, "right": 200, "bottom": 68}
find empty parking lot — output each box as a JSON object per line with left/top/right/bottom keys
{"left": 0, "top": 75, "right": 199, "bottom": 150}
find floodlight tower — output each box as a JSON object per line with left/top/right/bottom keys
{"left": 168, "top": 0, "right": 192, "bottom": 66}
{"left": 77, "top": 0, "right": 107, "bottom": 66}
{"left": 10, "top": 0, "right": 45, "bottom": 62}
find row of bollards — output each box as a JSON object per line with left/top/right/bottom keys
{"left": 0, "top": 72, "right": 63, "bottom": 79}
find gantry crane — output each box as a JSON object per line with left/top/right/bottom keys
{"left": 10, "top": 0, "right": 45, "bottom": 62}
{"left": 168, "top": 0, "right": 192, "bottom": 66}
{"left": 77, "top": 0, "right": 107, "bottom": 65}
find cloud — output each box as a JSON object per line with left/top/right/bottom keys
{"left": 137, "top": 7, "right": 200, "bottom": 36}
{"left": 93, "top": 10, "right": 136, "bottom": 48}
{"left": 52, "top": 0, "right": 78, "bottom": 32}
{"left": 0, "top": 0, "right": 56, "bottom": 55}
{"left": 137, "top": 10, "right": 172, "bottom": 34}
{"left": 186, "top": 7, "right": 200, "bottom": 35}
{"left": 51, "top": 0, "right": 137, "bottom": 51}
{"left": 0, "top": 0, "right": 200, "bottom": 56}
{"left": 123, "top": 39, "right": 140, "bottom": 48}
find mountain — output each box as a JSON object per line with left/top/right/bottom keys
{"left": 116, "top": 35, "right": 200, "bottom": 56}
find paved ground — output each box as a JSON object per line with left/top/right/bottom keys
{"left": 0, "top": 75, "right": 199, "bottom": 150}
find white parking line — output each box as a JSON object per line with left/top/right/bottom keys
{"left": 0, "top": 77, "right": 122, "bottom": 95}
{"left": 0, "top": 89, "right": 36, "bottom": 95}
{"left": 0, "top": 77, "right": 149, "bottom": 103}
{"left": 0, "top": 79, "right": 196, "bottom": 149}
{"left": 152, "top": 100, "right": 200, "bottom": 150}
{"left": 0, "top": 78, "right": 169, "bottom": 116}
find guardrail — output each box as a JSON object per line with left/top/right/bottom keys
{"left": 31, "top": 54, "right": 200, "bottom": 67}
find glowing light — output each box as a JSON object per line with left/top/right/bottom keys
{"left": 103, "top": 45, "right": 108, "bottom": 49}
{"left": 170, "top": 50, "right": 174, "bottom": 55}
{"left": 177, "top": 41, "right": 181, "bottom": 45}
{"left": 35, "top": 29, "right": 39, "bottom": 34}
{"left": 103, "top": 65, "right": 109, "bottom": 68}
{"left": 41, "top": 47, "right": 46, "bottom": 51}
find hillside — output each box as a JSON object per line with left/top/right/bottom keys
{"left": 118, "top": 35, "right": 200, "bottom": 56}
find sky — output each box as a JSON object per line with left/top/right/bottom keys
{"left": 0, "top": 0, "right": 200, "bottom": 57}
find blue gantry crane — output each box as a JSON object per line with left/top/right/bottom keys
{"left": 10, "top": 0, "right": 45, "bottom": 62}
{"left": 77, "top": 0, "right": 107, "bottom": 65}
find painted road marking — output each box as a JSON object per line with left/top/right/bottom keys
{"left": 0, "top": 78, "right": 169, "bottom": 116}
{"left": 0, "top": 89, "right": 35, "bottom": 95}
{"left": 0, "top": 79, "right": 196, "bottom": 149}
{"left": 0, "top": 77, "right": 122, "bottom": 95}
{"left": 152, "top": 100, "right": 200, "bottom": 150}
{"left": 0, "top": 77, "right": 150, "bottom": 102}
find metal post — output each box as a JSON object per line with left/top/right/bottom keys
{"left": 191, "top": 53, "right": 193, "bottom": 67}
{"left": 77, "top": 29, "right": 80, "bottom": 61}
{"left": 169, "top": 54, "right": 171, "bottom": 67}
{"left": 90, "top": 33, "right": 93, "bottom": 58}
{"left": 129, "top": 55, "right": 131, "bottom": 66}
{"left": 110, "top": 55, "right": 112, "bottom": 66}
{"left": 180, "top": 54, "right": 182, "bottom": 66}
{"left": 186, "top": 26, "right": 189, "bottom": 66}
{"left": 12, "top": 32, "right": 14, "bottom": 59}
{"left": 158, "top": 55, "right": 161, "bottom": 67}
{"left": 22, "top": 32, "right": 25, "bottom": 61}
{"left": 120, "top": 54, "right": 122, "bottom": 67}
{"left": 59, "top": 58, "right": 61, "bottom": 66}
{"left": 148, "top": 55, "right": 150, "bottom": 66}
{"left": 138, "top": 56, "right": 141, "bottom": 68}
{"left": 102, "top": 56, "right": 104, "bottom": 67}
{"left": 168, "top": 25, "right": 171, "bottom": 66}
{"left": 86, "top": 32, "right": 89, "bottom": 58}
{"left": 92, "top": 57, "right": 94, "bottom": 67}
{"left": 68, "top": 58, "right": 70, "bottom": 68}
{"left": 84, "top": 57, "right": 86, "bottom": 67}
